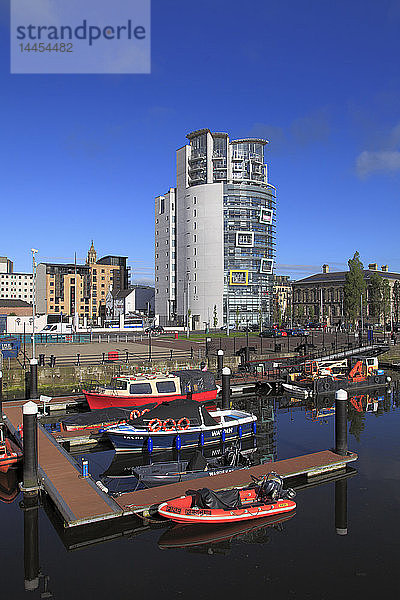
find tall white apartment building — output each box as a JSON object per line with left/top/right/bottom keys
{"left": 0, "top": 256, "right": 33, "bottom": 302}
{"left": 155, "top": 129, "right": 276, "bottom": 330}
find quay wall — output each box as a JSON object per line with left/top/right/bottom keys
{"left": 1, "top": 355, "right": 244, "bottom": 399}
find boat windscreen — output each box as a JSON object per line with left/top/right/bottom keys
{"left": 171, "top": 370, "right": 216, "bottom": 393}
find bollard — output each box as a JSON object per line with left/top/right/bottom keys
{"left": 191, "top": 346, "right": 194, "bottom": 360}
{"left": 245, "top": 346, "right": 250, "bottom": 364}
{"left": 335, "top": 389, "right": 348, "bottom": 455}
{"left": 217, "top": 350, "right": 224, "bottom": 379}
{"left": 23, "top": 493, "right": 40, "bottom": 591}
{"left": 222, "top": 367, "right": 231, "bottom": 409}
{"left": 38, "top": 354, "right": 45, "bottom": 367}
{"left": 126, "top": 351, "right": 129, "bottom": 364}
{"left": 0, "top": 369, "right": 3, "bottom": 424}
{"left": 170, "top": 349, "right": 173, "bottom": 360}
{"left": 22, "top": 401, "right": 39, "bottom": 491}
{"left": 76, "top": 353, "right": 80, "bottom": 366}
{"left": 29, "top": 359, "right": 38, "bottom": 400}
{"left": 335, "top": 478, "right": 348, "bottom": 535}
{"left": 81, "top": 458, "right": 89, "bottom": 477}
{"left": 102, "top": 352, "right": 105, "bottom": 364}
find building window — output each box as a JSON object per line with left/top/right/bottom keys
{"left": 193, "top": 222, "right": 197, "bottom": 229}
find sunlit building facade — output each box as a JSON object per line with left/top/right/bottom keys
{"left": 155, "top": 129, "right": 276, "bottom": 329}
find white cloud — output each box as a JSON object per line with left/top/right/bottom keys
{"left": 356, "top": 150, "right": 400, "bottom": 177}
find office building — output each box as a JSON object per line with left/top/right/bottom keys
{"left": 36, "top": 242, "right": 130, "bottom": 321}
{"left": 155, "top": 128, "right": 276, "bottom": 329}
{"left": 292, "top": 263, "right": 400, "bottom": 325}
{"left": 0, "top": 256, "right": 33, "bottom": 303}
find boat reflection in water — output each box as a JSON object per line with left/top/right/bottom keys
{"left": 158, "top": 511, "right": 296, "bottom": 551}
{"left": 0, "top": 467, "right": 19, "bottom": 504}
{"left": 99, "top": 437, "right": 259, "bottom": 495}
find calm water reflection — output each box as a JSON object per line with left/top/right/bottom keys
{"left": 2, "top": 383, "right": 400, "bottom": 599}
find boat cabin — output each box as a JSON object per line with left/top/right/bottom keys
{"left": 103, "top": 374, "right": 182, "bottom": 397}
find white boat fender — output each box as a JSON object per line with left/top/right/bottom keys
{"left": 96, "top": 480, "right": 109, "bottom": 494}
{"left": 386, "top": 376, "right": 392, "bottom": 382}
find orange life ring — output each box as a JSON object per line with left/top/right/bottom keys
{"left": 163, "top": 418, "right": 176, "bottom": 431}
{"left": 368, "top": 366, "right": 373, "bottom": 374}
{"left": 141, "top": 408, "right": 150, "bottom": 416}
{"left": 177, "top": 417, "right": 190, "bottom": 431}
{"left": 148, "top": 418, "right": 162, "bottom": 432}
{"left": 129, "top": 409, "right": 141, "bottom": 420}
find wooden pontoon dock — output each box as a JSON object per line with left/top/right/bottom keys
{"left": 2, "top": 396, "right": 357, "bottom": 527}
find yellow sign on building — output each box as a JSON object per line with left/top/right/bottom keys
{"left": 229, "top": 270, "right": 249, "bottom": 285}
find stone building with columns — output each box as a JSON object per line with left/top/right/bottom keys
{"left": 292, "top": 263, "right": 400, "bottom": 326}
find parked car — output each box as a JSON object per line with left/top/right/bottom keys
{"left": 259, "top": 329, "right": 283, "bottom": 338}
{"left": 220, "top": 325, "right": 235, "bottom": 331}
{"left": 287, "top": 328, "right": 309, "bottom": 336}
{"left": 307, "top": 322, "right": 324, "bottom": 329}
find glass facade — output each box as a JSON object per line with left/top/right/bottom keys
{"left": 224, "top": 183, "right": 276, "bottom": 328}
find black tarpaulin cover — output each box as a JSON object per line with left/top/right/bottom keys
{"left": 62, "top": 402, "right": 158, "bottom": 428}
{"left": 171, "top": 370, "right": 216, "bottom": 393}
{"left": 193, "top": 487, "right": 243, "bottom": 510}
{"left": 130, "top": 398, "right": 217, "bottom": 427}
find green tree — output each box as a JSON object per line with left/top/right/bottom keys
{"left": 213, "top": 304, "right": 218, "bottom": 328}
{"left": 382, "top": 279, "right": 391, "bottom": 324}
{"left": 295, "top": 304, "right": 305, "bottom": 323}
{"left": 393, "top": 281, "right": 400, "bottom": 324}
{"left": 368, "top": 271, "right": 382, "bottom": 321}
{"left": 235, "top": 306, "right": 239, "bottom": 329}
{"left": 343, "top": 251, "right": 366, "bottom": 325}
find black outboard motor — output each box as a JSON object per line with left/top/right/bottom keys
{"left": 258, "top": 472, "right": 296, "bottom": 501}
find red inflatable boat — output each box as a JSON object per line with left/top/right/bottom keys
{"left": 158, "top": 473, "right": 296, "bottom": 525}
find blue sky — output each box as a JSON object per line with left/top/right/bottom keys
{"left": 1, "top": 0, "right": 400, "bottom": 282}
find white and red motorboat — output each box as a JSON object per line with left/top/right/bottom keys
{"left": 157, "top": 473, "right": 296, "bottom": 525}
{"left": 83, "top": 369, "right": 218, "bottom": 410}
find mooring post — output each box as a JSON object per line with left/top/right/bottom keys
{"left": 22, "top": 401, "right": 39, "bottom": 492}
{"left": 335, "top": 478, "right": 348, "bottom": 535}
{"left": 0, "top": 369, "right": 3, "bottom": 424}
{"left": 217, "top": 349, "right": 224, "bottom": 378}
{"left": 245, "top": 346, "right": 250, "bottom": 364}
{"left": 29, "top": 358, "right": 38, "bottom": 399}
{"left": 222, "top": 366, "right": 231, "bottom": 409}
{"left": 23, "top": 493, "right": 40, "bottom": 591}
{"left": 335, "top": 389, "right": 348, "bottom": 455}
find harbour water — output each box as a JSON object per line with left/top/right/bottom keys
{"left": 1, "top": 384, "right": 400, "bottom": 599}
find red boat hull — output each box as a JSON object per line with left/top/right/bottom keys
{"left": 83, "top": 389, "right": 218, "bottom": 410}
{"left": 158, "top": 489, "right": 296, "bottom": 524}
{"left": 0, "top": 438, "right": 23, "bottom": 474}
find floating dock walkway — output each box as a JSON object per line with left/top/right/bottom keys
{"left": 4, "top": 402, "right": 123, "bottom": 527}
{"left": 3, "top": 396, "right": 358, "bottom": 527}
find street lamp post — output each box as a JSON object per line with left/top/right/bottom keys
{"left": 31, "top": 249, "right": 38, "bottom": 360}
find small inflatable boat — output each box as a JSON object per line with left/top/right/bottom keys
{"left": 158, "top": 473, "right": 296, "bottom": 525}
